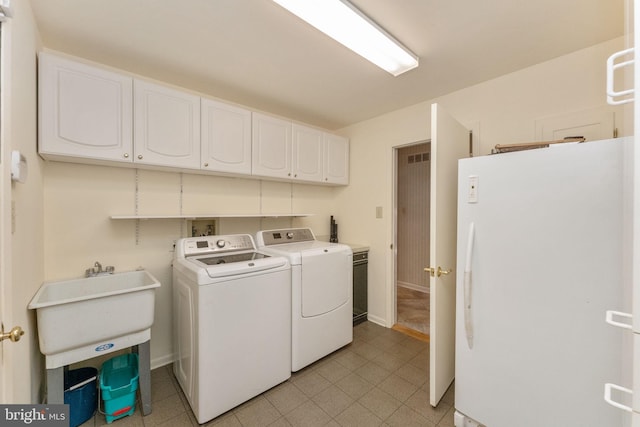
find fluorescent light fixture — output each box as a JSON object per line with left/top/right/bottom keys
{"left": 273, "top": 0, "right": 419, "bottom": 76}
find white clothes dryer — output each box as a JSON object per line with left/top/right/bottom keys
{"left": 172, "top": 234, "right": 291, "bottom": 424}
{"left": 255, "top": 228, "right": 352, "bottom": 372}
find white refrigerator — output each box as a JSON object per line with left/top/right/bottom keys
{"left": 602, "top": 1, "right": 640, "bottom": 425}
{"left": 453, "top": 138, "right": 630, "bottom": 427}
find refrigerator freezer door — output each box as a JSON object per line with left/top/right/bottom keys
{"left": 455, "top": 139, "right": 627, "bottom": 427}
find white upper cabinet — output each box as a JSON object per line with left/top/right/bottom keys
{"left": 201, "top": 99, "right": 252, "bottom": 174}
{"left": 324, "top": 133, "right": 349, "bottom": 185}
{"left": 252, "top": 113, "right": 292, "bottom": 179}
{"left": 38, "top": 51, "right": 349, "bottom": 185}
{"left": 252, "top": 113, "right": 349, "bottom": 185}
{"left": 292, "top": 124, "right": 324, "bottom": 182}
{"left": 134, "top": 79, "right": 201, "bottom": 169}
{"left": 38, "top": 52, "right": 133, "bottom": 162}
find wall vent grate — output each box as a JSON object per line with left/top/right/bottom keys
{"left": 407, "top": 152, "right": 430, "bottom": 164}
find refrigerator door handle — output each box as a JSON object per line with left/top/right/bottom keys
{"left": 605, "top": 310, "right": 633, "bottom": 330}
{"left": 464, "top": 222, "right": 475, "bottom": 349}
{"left": 604, "top": 383, "right": 633, "bottom": 412}
{"left": 606, "top": 47, "right": 635, "bottom": 105}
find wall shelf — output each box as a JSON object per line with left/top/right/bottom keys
{"left": 110, "top": 213, "right": 314, "bottom": 220}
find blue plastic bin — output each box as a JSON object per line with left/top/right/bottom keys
{"left": 99, "top": 353, "right": 139, "bottom": 423}
{"left": 64, "top": 367, "right": 97, "bottom": 427}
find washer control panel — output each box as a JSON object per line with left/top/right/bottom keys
{"left": 257, "top": 228, "right": 316, "bottom": 246}
{"left": 181, "top": 234, "right": 255, "bottom": 256}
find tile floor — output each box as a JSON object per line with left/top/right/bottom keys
{"left": 81, "top": 321, "right": 454, "bottom": 427}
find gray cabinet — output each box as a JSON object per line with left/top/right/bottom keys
{"left": 353, "top": 250, "right": 368, "bottom": 325}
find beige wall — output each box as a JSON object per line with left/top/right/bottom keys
{"left": 42, "top": 164, "right": 337, "bottom": 369}
{"left": 335, "top": 37, "right": 628, "bottom": 326}
{"left": 2, "top": 0, "right": 44, "bottom": 402}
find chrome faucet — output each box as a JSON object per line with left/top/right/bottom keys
{"left": 85, "top": 261, "right": 115, "bottom": 277}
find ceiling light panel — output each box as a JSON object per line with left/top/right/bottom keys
{"left": 273, "top": 0, "right": 419, "bottom": 76}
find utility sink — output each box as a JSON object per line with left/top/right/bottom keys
{"left": 28, "top": 270, "right": 160, "bottom": 368}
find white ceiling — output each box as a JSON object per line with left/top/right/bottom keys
{"left": 29, "top": 0, "right": 624, "bottom": 130}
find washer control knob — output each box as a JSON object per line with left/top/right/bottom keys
{"left": 216, "top": 239, "right": 226, "bottom": 248}
{"left": 286, "top": 232, "right": 294, "bottom": 239}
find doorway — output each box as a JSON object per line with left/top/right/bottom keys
{"left": 394, "top": 141, "right": 430, "bottom": 336}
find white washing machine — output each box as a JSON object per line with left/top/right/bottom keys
{"left": 172, "top": 234, "right": 291, "bottom": 424}
{"left": 255, "top": 228, "right": 352, "bottom": 372}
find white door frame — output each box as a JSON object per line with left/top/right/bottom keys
{"left": 390, "top": 139, "right": 430, "bottom": 327}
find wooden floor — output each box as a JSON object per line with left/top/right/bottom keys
{"left": 396, "top": 285, "right": 430, "bottom": 337}
{"left": 392, "top": 323, "right": 429, "bottom": 343}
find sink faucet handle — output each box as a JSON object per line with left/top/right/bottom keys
{"left": 94, "top": 261, "right": 102, "bottom": 272}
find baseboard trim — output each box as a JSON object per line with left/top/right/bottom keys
{"left": 366, "top": 314, "right": 387, "bottom": 327}
{"left": 397, "top": 282, "right": 429, "bottom": 293}
{"left": 151, "top": 353, "right": 174, "bottom": 370}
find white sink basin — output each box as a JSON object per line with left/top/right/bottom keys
{"left": 28, "top": 270, "right": 160, "bottom": 367}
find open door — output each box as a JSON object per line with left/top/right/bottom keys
{"left": 0, "top": 18, "right": 6, "bottom": 405}
{"left": 427, "top": 103, "right": 469, "bottom": 406}
{"left": 0, "top": 16, "right": 24, "bottom": 404}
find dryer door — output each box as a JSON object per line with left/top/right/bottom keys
{"left": 301, "top": 248, "right": 352, "bottom": 317}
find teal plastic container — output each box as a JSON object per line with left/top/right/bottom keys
{"left": 99, "top": 353, "right": 139, "bottom": 423}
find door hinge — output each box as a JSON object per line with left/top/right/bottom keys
{"left": 469, "top": 130, "right": 474, "bottom": 157}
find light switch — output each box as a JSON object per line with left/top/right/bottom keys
{"left": 468, "top": 175, "right": 478, "bottom": 203}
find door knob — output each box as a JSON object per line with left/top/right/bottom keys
{"left": 1, "top": 325, "right": 24, "bottom": 343}
{"left": 437, "top": 267, "right": 452, "bottom": 276}
{"left": 424, "top": 266, "right": 452, "bottom": 277}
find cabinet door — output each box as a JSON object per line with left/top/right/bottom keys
{"left": 39, "top": 52, "right": 133, "bottom": 162}
{"left": 252, "top": 113, "right": 292, "bottom": 179}
{"left": 324, "top": 134, "right": 349, "bottom": 185}
{"left": 292, "top": 124, "right": 323, "bottom": 182}
{"left": 134, "top": 80, "right": 200, "bottom": 169}
{"left": 201, "top": 99, "right": 252, "bottom": 174}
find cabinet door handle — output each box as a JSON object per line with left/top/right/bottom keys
{"left": 204, "top": 163, "right": 209, "bottom": 167}
{"left": 124, "top": 153, "right": 129, "bottom": 158}
{"left": 138, "top": 154, "right": 143, "bottom": 160}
